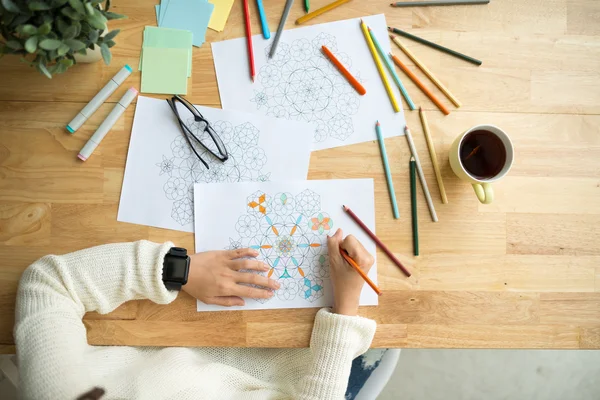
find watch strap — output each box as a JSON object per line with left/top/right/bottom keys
{"left": 164, "top": 281, "right": 183, "bottom": 291}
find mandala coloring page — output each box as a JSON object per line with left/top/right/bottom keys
{"left": 212, "top": 14, "right": 406, "bottom": 151}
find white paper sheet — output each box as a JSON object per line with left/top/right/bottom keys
{"left": 212, "top": 14, "right": 406, "bottom": 151}
{"left": 194, "top": 179, "right": 378, "bottom": 311}
{"left": 118, "top": 96, "right": 313, "bottom": 232}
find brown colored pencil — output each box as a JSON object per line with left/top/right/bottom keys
{"left": 340, "top": 247, "right": 382, "bottom": 296}
{"left": 390, "top": 53, "right": 450, "bottom": 115}
{"left": 322, "top": 45, "right": 366, "bottom": 95}
{"left": 342, "top": 205, "right": 411, "bottom": 277}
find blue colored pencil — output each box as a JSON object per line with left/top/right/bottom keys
{"left": 376, "top": 121, "right": 400, "bottom": 219}
{"left": 256, "top": 0, "right": 270, "bottom": 39}
{"left": 368, "top": 28, "right": 416, "bottom": 110}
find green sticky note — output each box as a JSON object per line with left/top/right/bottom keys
{"left": 141, "top": 47, "right": 188, "bottom": 95}
{"left": 139, "top": 26, "right": 193, "bottom": 77}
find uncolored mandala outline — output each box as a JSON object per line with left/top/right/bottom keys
{"left": 252, "top": 33, "right": 361, "bottom": 143}
{"left": 158, "top": 120, "right": 271, "bottom": 226}
{"left": 228, "top": 189, "right": 333, "bottom": 303}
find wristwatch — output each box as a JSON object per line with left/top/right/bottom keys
{"left": 162, "top": 247, "right": 190, "bottom": 291}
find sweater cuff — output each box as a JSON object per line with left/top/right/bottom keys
{"left": 137, "top": 241, "right": 178, "bottom": 305}
{"left": 311, "top": 308, "right": 377, "bottom": 358}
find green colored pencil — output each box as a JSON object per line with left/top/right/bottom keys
{"left": 304, "top": 0, "right": 309, "bottom": 11}
{"left": 410, "top": 156, "right": 419, "bottom": 256}
{"left": 376, "top": 121, "right": 400, "bottom": 219}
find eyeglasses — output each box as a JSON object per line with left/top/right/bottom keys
{"left": 166, "top": 95, "right": 229, "bottom": 169}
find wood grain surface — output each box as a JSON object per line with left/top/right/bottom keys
{"left": 1, "top": 0, "right": 599, "bottom": 350}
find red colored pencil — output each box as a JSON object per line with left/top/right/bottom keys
{"left": 242, "top": 0, "right": 255, "bottom": 81}
{"left": 340, "top": 246, "right": 383, "bottom": 296}
{"left": 390, "top": 53, "right": 450, "bottom": 115}
{"left": 342, "top": 205, "right": 411, "bottom": 277}
{"left": 321, "top": 45, "right": 366, "bottom": 95}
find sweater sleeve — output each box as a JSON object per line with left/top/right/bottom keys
{"left": 14, "top": 240, "right": 178, "bottom": 400}
{"left": 298, "top": 308, "right": 377, "bottom": 399}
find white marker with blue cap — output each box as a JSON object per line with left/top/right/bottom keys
{"left": 66, "top": 64, "right": 132, "bottom": 133}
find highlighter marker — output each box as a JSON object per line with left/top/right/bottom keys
{"left": 66, "top": 64, "right": 132, "bottom": 133}
{"left": 77, "top": 87, "right": 138, "bottom": 161}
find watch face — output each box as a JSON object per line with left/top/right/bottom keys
{"left": 164, "top": 257, "right": 188, "bottom": 280}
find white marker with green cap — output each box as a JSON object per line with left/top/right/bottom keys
{"left": 66, "top": 64, "right": 132, "bottom": 133}
{"left": 78, "top": 87, "right": 138, "bottom": 161}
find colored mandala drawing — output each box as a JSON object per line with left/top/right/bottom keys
{"left": 228, "top": 190, "right": 333, "bottom": 303}
{"left": 157, "top": 121, "right": 270, "bottom": 226}
{"left": 251, "top": 33, "right": 361, "bottom": 144}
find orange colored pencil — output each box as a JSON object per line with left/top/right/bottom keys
{"left": 390, "top": 53, "right": 450, "bottom": 115}
{"left": 340, "top": 246, "right": 382, "bottom": 296}
{"left": 322, "top": 45, "right": 366, "bottom": 95}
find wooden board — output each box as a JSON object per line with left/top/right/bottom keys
{"left": 0, "top": 0, "right": 599, "bottom": 350}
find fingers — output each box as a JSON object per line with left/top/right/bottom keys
{"left": 225, "top": 248, "right": 259, "bottom": 260}
{"left": 207, "top": 296, "right": 245, "bottom": 307}
{"left": 234, "top": 271, "right": 280, "bottom": 290}
{"left": 229, "top": 284, "right": 275, "bottom": 300}
{"left": 341, "top": 234, "right": 374, "bottom": 269}
{"left": 229, "top": 258, "right": 270, "bottom": 272}
{"left": 327, "top": 228, "right": 345, "bottom": 268}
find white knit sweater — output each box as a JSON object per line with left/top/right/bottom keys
{"left": 15, "top": 241, "right": 376, "bottom": 400}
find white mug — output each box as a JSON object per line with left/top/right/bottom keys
{"left": 449, "top": 125, "right": 514, "bottom": 204}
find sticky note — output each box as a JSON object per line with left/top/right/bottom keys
{"left": 207, "top": 0, "right": 235, "bottom": 32}
{"left": 161, "top": 0, "right": 214, "bottom": 47}
{"left": 158, "top": 0, "right": 171, "bottom": 25}
{"left": 155, "top": 4, "right": 160, "bottom": 25}
{"left": 139, "top": 27, "right": 193, "bottom": 76}
{"left": 141, "top": 47, "right": 189, "bottom": 95}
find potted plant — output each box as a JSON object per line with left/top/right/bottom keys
{"left": 0, "top": 0, "right": 125, "bottom": 78}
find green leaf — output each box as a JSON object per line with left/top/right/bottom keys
{"left": 16, "top": 24, "right": 37, "bottom": 36}
{"left": 11, "top": 14, "right": 31, "bottom": 28}
{"left": 87, "top": 15, "right": 106, "bottom": 30}
{"left": 56, "top": 63, "right": 68, "bottom": 74}
{"left": 62, "top": 24, "right": 78, "bottom": 39}
{"left": 104, "top": 11, "right": 126, "bottom": 20}
{"left": 68, "top": 0, "right": 85, "bottom": 15}
{"left": 104, "top": 39, "right": 115, "bottom": 48}
{"left": 28, "top": 2, "right": 52, "bottom": 11}
{"left": 1, "top": 0, "right": 21, "bottom": 13}
{"left": 88, "top": 29, "right": 99, "bottom": 42}
{"left": 100, "top": 42, "right": 110, "bottom": 65}
{"left": 61, "top": 7, "right": 83, "bottom": 20}
{"left": 84, "top": 2, "right": 94, "bottom": 15}
{"left": 57, "top": 43, "right": 70, "bottom": 56}
{"left": 24, "top": 36, "right": 39, "bottom": 53}
{"left": 59, "top": 57, "right": 74, "bottom": 67}
{"left": 56, "top": 18, "right": 70, "bottom": 35}
{"left": 37, "top": 61, "right": 52, "bottom": 79}
{"left": 105, "top": 0, "right": 111, "bottom": 11}
{"left": 6, "top": 40, "right": 23, "bottom": 50}
{"left": 52, "top": 0, "right": 70, "bottom": 6}
{"left": 102, "top": 28, "right": 119, "bottom": 41}
{"left": 47, "top": 32, "right": 59, "bottom": 40}
{"left": 47, "top": 49, "right": 58, "bottom": 59}
{"left": 76, "top": 48, "right": 87, "bottom": 55}
{"left": 73, "top": 21, "right": 82, "bottom": 36}
{"left": 64, "top": 38, "right": 85, "bottom": 51}
{"left": 39, "top": 39, "right": 63, "bottom": 50}
{"left": 38, "top": 22, "right": 52, "bottom": 35}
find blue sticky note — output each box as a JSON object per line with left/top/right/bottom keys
{"left": 155, "top": 4, "right": 160, "bottom": 25}
{"left": 161, "top": 0, "right": 214, "bottom": 47}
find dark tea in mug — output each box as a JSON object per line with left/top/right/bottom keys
{"left": 459, "top": 130, "right": 507, "bottom": 179}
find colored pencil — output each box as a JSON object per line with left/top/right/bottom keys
{"left": 343, "top": 205, "right": 411, "bottom": 277}
{"left": 404, "top": 125, "right": 438, "bottom": 222}
{"left": 360, "top": 20, "right": 400, "bottom": 113}
{"left": 390, "top": 35, "right": 461, "bottom": 108}
{"left": 304, "top": 0, "right": 310, "bottom": 12}
{"left": 388, "top": 27, "right": 482, "bottom": 66}
{"left": 419, "top": 107, "right": 448, "bottom": 204}
{"left": 376, "top": 121, "right": 400, "bottom": 219}
{"left": 322, "top": 45, "right": 366, "bottom": 95}
{"left": 242, "top": 0, "right": 255, "bottom": 81}
{"left": 296, "top": 0, "right": 351, "bottom": 25}
{"left": 390, "top": 53, "right": 449, "bottom": 115}
{"left": 391, "top": 0, "right": 489, "bottom": 6}
{"left": 256, "top": 0, "right": 270, "bottom": 40}
{"left": 368, "top": 28, "right": 415, "bottom": 110}
{"left": 340, "top": 247, "right": 382, "bottom": 296}
{"left": 410, "top": 156, "right": 419, "bottom": 256}
{"left": 269, "top": 0, "right": 294, "bottom": 58}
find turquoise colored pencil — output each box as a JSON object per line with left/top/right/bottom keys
{"left": 376, "top": 121, "right": 400, "bottom": 219}
{"left": 368, "top": 27, "right": 416, "bottom": 110}
{"left": 256, "top": 0, "right": 270, "bottom": 39}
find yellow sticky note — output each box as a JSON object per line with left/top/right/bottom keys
{"left": 207, "top": 0, "right": 235, "bottom": 32}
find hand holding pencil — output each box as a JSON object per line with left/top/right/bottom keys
{"left": 328, "top": 228, "right": 379, "bottom": 316}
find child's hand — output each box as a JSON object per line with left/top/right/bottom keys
{"left": 327, "top": 229, "right": 374, "bottom": 316}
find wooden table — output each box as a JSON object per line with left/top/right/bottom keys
{"left": 1, "top": 0, "right": 599, "bottom": 351}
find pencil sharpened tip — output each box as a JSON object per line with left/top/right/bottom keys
{"left": 410, "top": 156, "right": 415, "bottom": 162}
{"left": 342, "top": 205, "right": 348, "bottom": 211}
{"left": 376, "top": 120, "right": 380, "bottom": 126}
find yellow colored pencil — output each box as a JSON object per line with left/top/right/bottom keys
{"left": 296, "top": 0, "right": 351, "bottom": 25}
{"left": 390, "top": 35, "right": 462, "bottom": 108}
{"left": 419, "top": 107, "right": 448, "bottom": 204}
{"left": 360, "top": 20, "right": 400, "bottom": 113}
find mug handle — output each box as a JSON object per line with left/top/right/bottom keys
{"left": 472, "top": 182, "right": 494, "bottom": 204}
